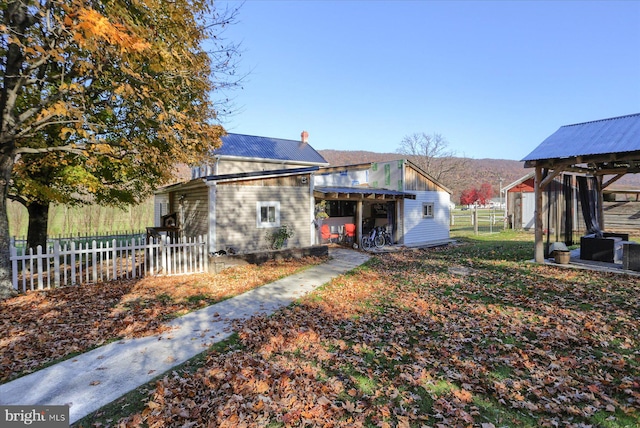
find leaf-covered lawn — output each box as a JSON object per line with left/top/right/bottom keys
{"left": 110, "top": 237, "right": 639, "bottom": 428}
{"left": 0, "top": 256, "right": 325, "bottom": 383}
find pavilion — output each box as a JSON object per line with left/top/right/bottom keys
{"left": 521, "top": 113, "right": 640, "bottom": 263}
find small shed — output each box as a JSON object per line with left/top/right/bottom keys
{"left": 503, "top": 172, "right": 582, "bottom": 242}
{"left": 314, "top": 159, "right": 452, "bottom": 247}
{"left": 521, "top": 113, "right": 640, "bottom": 262}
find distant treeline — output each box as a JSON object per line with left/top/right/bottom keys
{"left": 8, "top": 199, "right": 154, "bottom": 238}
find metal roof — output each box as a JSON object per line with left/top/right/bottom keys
{"left": 521, "top": 113, "right": 640, "bottom": 162}
{"left": 314, "top": 186, "right": 416, "bottom": 199}
{"left": 214, "top": 133, "right": 329, "bottom": 165}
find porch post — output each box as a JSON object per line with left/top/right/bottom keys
{"left": 310, "top": 178, "right": 316, "bottom": 246}
{"left": 356, "top": 200, "right": 363, "bottom": 247}
{"left": 534, "top": 166, "right": 545, "bottom": 263}
{"left": 596, "top": 175, "right": 605, "bottom": 231}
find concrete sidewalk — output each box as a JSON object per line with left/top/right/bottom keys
{"left": 0, "top": 248, "right": 370, "bottom": 424}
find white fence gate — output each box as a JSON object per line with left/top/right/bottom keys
{"left": 10, "top": 235, "right": 208, "bottom": 292}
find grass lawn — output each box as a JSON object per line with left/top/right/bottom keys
{"left": 66, "top": 231, "right": 640, "bottom": 427}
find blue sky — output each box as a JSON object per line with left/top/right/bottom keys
{"left": 215, "top": 1, "right": 640, "bottom": 161}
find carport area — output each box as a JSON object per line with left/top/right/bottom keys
{"left": 521, "top": 113, "right": 640, "bottom": 271}
{"left": 313, "top": 186, "right": 416, "bottom": 247}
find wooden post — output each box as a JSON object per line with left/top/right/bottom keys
{"left": 534, "top": 166, "right": 545, "bottom": 263}
{"left": 356, "top": 201, "right": 363, "bottom": 247}
{"left": 473, "top": 208, "right": 478, "bottom": 235}
{"left": 596, "top": 175, "right": 605, "bottom": 231}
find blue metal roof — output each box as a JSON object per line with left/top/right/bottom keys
{"left": 214, "top": 133, "right": 329, "bottom": 165}
{"left": 522, "top": 113, "right": 640, "bottom": 162}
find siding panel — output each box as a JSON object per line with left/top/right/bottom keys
{"left": 403, "top": 191, "right": 450, "bottom": 245}
{"left": 215, "top": 185, "right": 311, "bottom": 253}
{"left": 166, "top": 182, "right": 209, "bottom": 238}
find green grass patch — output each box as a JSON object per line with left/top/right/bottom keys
{"left": 424, "top": 379, "right": 459, "bottom": 396}
{"left": 488, "top": 364, "right": 514, "bottom": 381}
{"left": 354, "top": 374, "right": 378, "bottom": 396}
{"left": 473, "top": 396, "right": 538, "bottom": 427}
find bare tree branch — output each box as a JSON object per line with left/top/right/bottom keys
{"left": 396, "top": 133, "right": 469, "bottom": 188}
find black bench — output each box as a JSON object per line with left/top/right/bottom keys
{"left": 580, "top": 232, "right": 629, "bottom": 263}
{"left": 623, "top": 243, "right": 640, "bottom": 271}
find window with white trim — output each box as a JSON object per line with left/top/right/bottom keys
{"left": 257, "top": 201, "right": 280, "bottom": 228}
{"left": 422, "top": 202, "right": 434, "bottom": 218}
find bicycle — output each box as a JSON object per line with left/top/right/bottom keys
{"left": 361, "top": 226, "right": 385, "bottom": 251}
{"left": 380, "top": 225, "right": 393, "bottom": 245}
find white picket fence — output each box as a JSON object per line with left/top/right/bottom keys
{"left": 9, "top": 235, "right": 208, "bottom": 292}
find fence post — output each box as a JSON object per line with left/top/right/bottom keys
{"left": 53, "top": 241, "right": 61, "bottom": 288}
{"left": 91, "top": 240, "right": 98, "bottom": 283}
{"left": 201, "top": 235, "right": 208, "bottom": 273}
{"left": 161, "top": 235, "right": 167, "bottom": 274}
{"left": 10, "top": 239, "right": 18, "bottom": 290}
{"left": 36, "top": 245, "right": 44, "bottom": 290}
{"left": 112, "top": 239, "right": 117, "bottom": 280}
{"left": 70, "top": 241, "right": 77, "bottom": 286}
{"left": 131, "top": 237, "right": 137, "bottom": 279}
{"left": 473, "top": 209, "right": 479, "bottom": 235}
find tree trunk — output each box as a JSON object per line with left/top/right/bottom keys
{"left": 26, "top": 201, "right": 50, "bottom": 251}
{"left": 0, "top": 153, "right": 17, "bottom": 298}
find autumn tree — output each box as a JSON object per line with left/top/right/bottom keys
{"left": 459, "top": 188, "right": 478, "bottom": 206}
{"left": 459, "top": 182, "right": 494, "bottom": 206}
{"left": 396, "top": 132, "right": 469, "bottom": 188}
{"left": 0, "top": 0, "right": 241, "bottom": 297}
{"left": 477, "top": 182, "right": 493, "bottom": 205}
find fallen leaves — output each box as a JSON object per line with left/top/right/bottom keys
{"left": 0, "top": 256, "right": 325, "bottom": 383}
{"left": 114, "top": 241, "right": 639, "bottom": 427}
{"left": 5, "top": 238, "right": 640, "bottom": 427}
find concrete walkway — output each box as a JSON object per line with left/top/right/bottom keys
{"left": 0, "top": 248, "right": 370, "bottom": 424}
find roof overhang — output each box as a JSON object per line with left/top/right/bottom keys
{"left": 523, "top": 151, "right": 640, "bottom": 176}
{"left": 314, "top": 186, "right": 416, "bottom": 200}
{"left": 155, "top": 167, "right": 318, "bottom": 194}
{"left": 207, "top": 166, "right": 318, "bottom": 184}
{"left": 522, "top": 113, "right": 640, "bottom": 178}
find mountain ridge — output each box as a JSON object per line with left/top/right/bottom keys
{"left": 318, "top": 149, "right": 527, "bottom": 201}
{"left": 317, "top": 149, "right": 640, "bottom": 203}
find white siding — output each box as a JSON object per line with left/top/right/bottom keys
{"left": 522, "top": 192, "right": 535, "bottom": 230}
{"left": 153, "top": 194, "right": 170, "bottom": 227}
{"left": 403, "top": 191, "right": 450, "bottom": 245}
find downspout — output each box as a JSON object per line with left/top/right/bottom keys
{"left": 214, "top": 156, "right": 221, "bottom": 175}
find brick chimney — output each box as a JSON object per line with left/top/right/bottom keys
{"left": 301, "top": 130, "right": 309, "bottom": 144}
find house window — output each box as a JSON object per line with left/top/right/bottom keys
{"left": 423, "top": 202, "right": 434, "bottom": 218}
{"left": 257, "top": 201, "right": 280, "bottom": 228}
